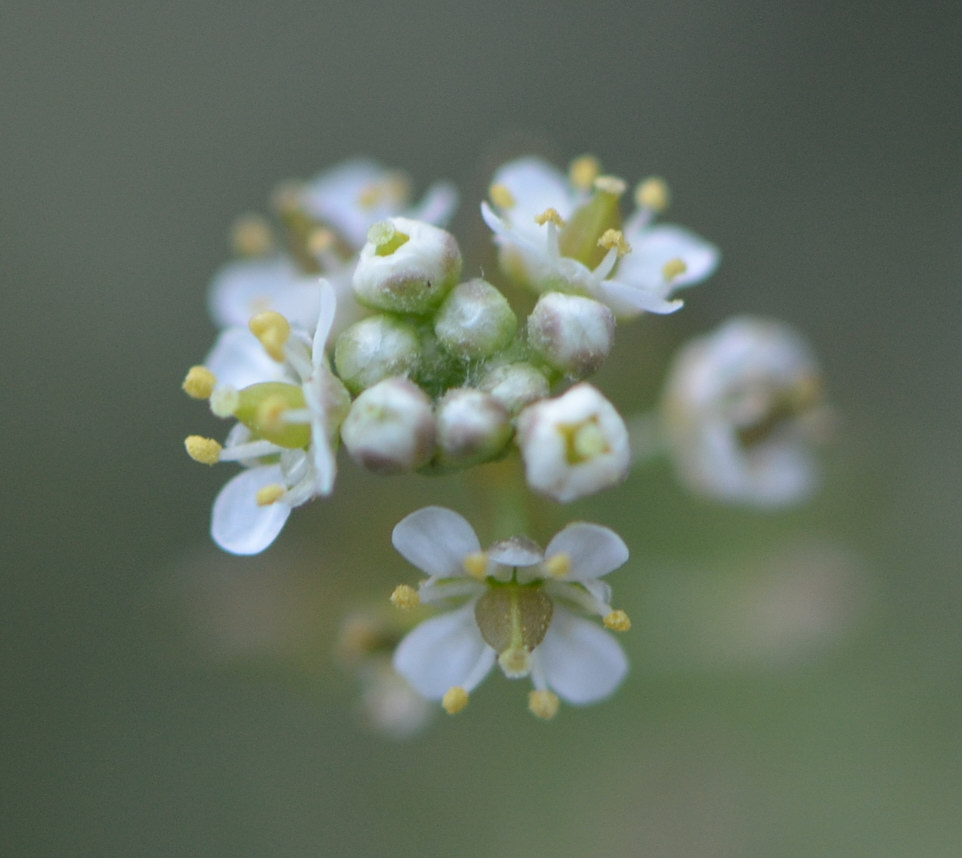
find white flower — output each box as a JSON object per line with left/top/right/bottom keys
{"left": 481, "top": 156, "right": 719, "bottom": 318}
{"left": 184, "top": 282, "right": 351, "bottom": 554}
{"left": 516, "top": 383, "right": 631, "bottom": 502}
{"left": 390, "top": 506, "right": 630, "bottom": 718}
{"left": 661, "top": 316, "right": 828, "bottom": 507}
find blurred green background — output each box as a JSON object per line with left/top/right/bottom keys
{"left": 3, "top": 1, "right": 960, "bottom": 855}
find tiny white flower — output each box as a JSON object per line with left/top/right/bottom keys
{"left": 481, "top": 156, "right": 719, "bottom": 318}
{"left": 661, "top": 316, "right": 828, "bottom": 507}
{"left": 516, "top": 383, "right": 631, "bottom": 502}
{"left": 391, "top": 507, "right": 630, "bottom": 718}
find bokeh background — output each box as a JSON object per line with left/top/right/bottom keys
{"left": 3, "top": 2, "right": 960, "bottom": 855}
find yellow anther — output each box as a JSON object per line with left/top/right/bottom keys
{"left": 489, "top": 182, "right": 516, "bottom": 209}
{"left": 662, "top": 258, "right": 688, "bottom": 282}
{"left": 528, "top": 689, "right": 560, "bottom": 720}
{"left": 534, "top": 208, "right": 565, "bottom": 227}
{"left": 545, "top": 554, "right": 571, "bottom": 578}
{"left": 390, "top": 584, "right": 420, "bottom": 611}
{"left": 255, "top": 484, "right": 285, "bottom": 506}
{"left": 569, "top": 154, "right": 601, "bottom": 191}
{"left": 249, "top": 310, "right": 290, "bottom": 362}
{"left": 231, "top": 213, "right": 273, "bottom": 257}
{"left": 307, "top": 227, "right": 335, "bottom": 255}
{"left": 498, "top": 646, "right": 531, "bottom": 678}
{"left": 597, "top": 228, "right": 632, "bottom": 257}
{"left": 442, "top": 686, "right": 469, "bottom": 715}
{"left": 271, "top": 180, "right": 305, "bottom": 215}
{"left": 603, "top": 609, "right": 632, "bottom": 632}
{"left": 593, "top": 175, "right": 627, "bottom": 197}
{"left": 357, "top": 183, "right": 382, "bottom": 209}
{"left": 256, "top": 394, "right": 288, "bottom": 433}
{"left": 184, "top": 435, "right": 222, "bottom": 465}
{"left": 182, "top": 365, "right": 216, "bottom": 400}
{"left": 635, "top": 176, "right": 670, "bottom": 212}
{"left": 462, "top": 551, "right": 489, "bottom": 580}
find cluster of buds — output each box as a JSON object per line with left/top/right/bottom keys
{"left": 180, "top": 154, "right": 828, "bottom": 724}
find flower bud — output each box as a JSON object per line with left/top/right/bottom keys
{"left": 433, "top": 278, "right": 517, "bottom": 359}
{"left": 353, "top": 217, "right": 462, "bottom": 315}
{"left": 435, "top": 388, "right": 512, "bottom": 467}
{"left": 516, "top": 383, "right": 630, "bottom": 502}
{"left": 527, "top": 292, "right": 615, "bottom": 379}
{"left": 334, "top": 315, "right": 420, "bottom": 394}
{"left": 341, "top": 377, "right": 436, "bottom": 474}
{"left": 477, "top": 361, "right": 550, "bottom": 415}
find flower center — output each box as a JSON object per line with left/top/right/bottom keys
{"left": 559, "top": 180, "right": 624, "bottom": 268}
{"left": 233, "top": 382, "right": 311, "bottom": 449}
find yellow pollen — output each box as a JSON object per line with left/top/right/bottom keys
{"left": 357, "top": 183, "right": 382, "bottom": 209}
{"left": 662, "top": 258, "right": 688, "bottom": 281}
{"left": 604, "top": 609, "right": 632, "bottom": 632}
{"left": 256, "top": 394, "right": 288, "bottom": 432}
{"left": 528, "top": 690, "right": 560, "bottom": 720}
{"left": 255, "top": 484, "right": 285, "bottom": 506}
{"left": 231, "top": 213, "right": 273, "bottom": 257}
{"left": 544, "top": 554, "right": 571, "bottom": 578}
{"left": 390, "top": 584, "right": 420, "bottom": 611}
{"left": 307, "top": 227, "right": 335, "bottom": 255}
{"left": 489, "top": 182, "right": 515, "bottom": 209}
{"left": 569, "top": 154, "right": 601, "bottom": 190}
{"left": 462, "top": 552, "right": 489, "bottom": 580}
{"left": 442, "top": 686, "right": 469, "bottom": 714}
{"left": 249, "top": 310, "right": 290, "bottom": 362}
{"left": 635, "top": 176, "right": 670, "bottom": 212}
{"left": 593, "top": 175, "right": 627, "bottom": 196}
{"left": 534, "top": 208, "right": 565, "bottom": 227}
{"left": 182, "top": 365, "right": 216, "bottom": 400}
{"left": 597, "top": 228, "right": 632, "bottom": 257}
{"left": 184, "top": 435, "right": 222, "bottom": 466}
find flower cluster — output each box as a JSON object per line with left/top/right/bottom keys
{"left": 180, "top": 154, "right": 827, "bottom": 726}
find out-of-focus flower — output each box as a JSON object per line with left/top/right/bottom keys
{"left": 661, "top": 316, "right": 830, "bottom": 507}
{"left": 481, "top": 156, "right": 718, "bottom": 318}
{"left": 389, "top": 506, "right": 630, "bottom": 719}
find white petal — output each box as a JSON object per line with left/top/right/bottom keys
{"left": 211, "top": 465, "right": 291, "bottom": 555}
{"left": 492, "top": 157, "right": 575, "bottom": 221}
{"left": 406, "top": 181, "right": 459, "bottom": 227}
{"left": 544, "top": 523, "right": 629, "bottom": 579}
{"left": 204, "top": 328, "right": 284, "bottom": 390}
{"left": 536, "top": 610, "right": 628, "bottom": 704}
{"left": 300, "top": 159, "right": 386, "bottom": 249}
{"left": 393, "top": 606, "right": 494, "bottom": 699}
{"left": 488, "top": 536, "right": 544, "bottom": 568}
{"left": 391, "top": 507, "right": 481, "bottom": 577}
{"left": 312, "top": 279, "right": 338, "bottom": 362}
{"left": 208, "top": 256, "right": 320, "bottom": 330}
{"left": 592, "top": 278, "right": 683, "bottom": 318}
{"left": 617, "top": 224, "right": 720, "bottom": 292}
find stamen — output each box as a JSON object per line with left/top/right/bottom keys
{"left": 210, "top": 386, "right": 239, "bottom": 418}
{"left": 498, "top": 646, "right": 531, "bottom": 678}
{"left": 357, "top": 183, "right": 382, "bottom": 209}
{"left": 231, "top": 213, "right": 273, "bottom": 257}
{"left": 390, "top": 584, "right": 420, "bottom": 611}
{"left": 255, "top": 484, "right": 286, "bottom": 506}
{"left": 249, "top": 311, "right": 291, "bottom": 362}
{"left": 544, "top": 554, "right": 570, "bottom": 579}
{"left": 597, "top": 228, "right": 632, "bottom": 257}
{"left": 534, "top": 208, "right": 565, "bottom": 227}
{"left": 662, "top": 258, "right": 688, "bottom": 282}
{"left": 184, "top": 435, "right": 222, "bottom": 465}
{"left": 307, "top": 227, "right": 335, "bottom": 255}
{"left": 593, "top": 175, "right": 627, "bottom": 197}
{"left": 442, "top": 686, "right": 469, "bottom": 714}
{"left": 635, "top": 176, "right": 670, "bottom": 212}
{"left": 489, "top": 183, "right": 516, "bottom": 209}
{"left": 569, "top": 154, "right": 601, "bottom": 191}
{"left": 528, "top": 689, "right": 560, "bottom": 720}
{"left": 462, "top": 551, "right": 489, "bottom": 580}
{"left": 182, "top": 366, "right": 216, "bottom": 400}
{"left": 603, "top": 609, "right": 631, "bottom": 632}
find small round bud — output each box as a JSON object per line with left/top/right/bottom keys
{"left": 334, "top": 315, "right": 420, "bottom": 394}
{"left": 477, "top": 361, "right": 551, "bottom": 415}
{"left": 353, "top": 217, "right": 462, "bottom": 315}
{"left": 527, "top": 292, "right": 615, "bottom": 379}
{"left": 433, "top": 279, "right": 517, "bottom": 360}
{"left": 341, "top": 377, "right": 436, "bottom": 475}
{"left": 435, "top": 388, "right": 512, "bottom": 468}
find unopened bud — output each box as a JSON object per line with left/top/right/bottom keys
{"left": 435, "top": 388, "right": 512, "bottom": 467}
{"left": 433, "top": 279, "right": 517, "bottom": 360}
{"left": 341, "top": 377, "right": 436, "bottom": 474}
{"left": 477, "top": 361, "right": 550, "bottom": 415}
{"left": 527, "top": 292, "right": 615, "bottom": 379}
{"left": 334, "top": 315, "right": 420, "bottom": 394}
{"left": 353, "top": 217, "right": 462, "bottom": 315}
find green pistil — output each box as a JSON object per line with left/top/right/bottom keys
{"left": 559, "top": 190, "right": 623, "bottom": 268}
